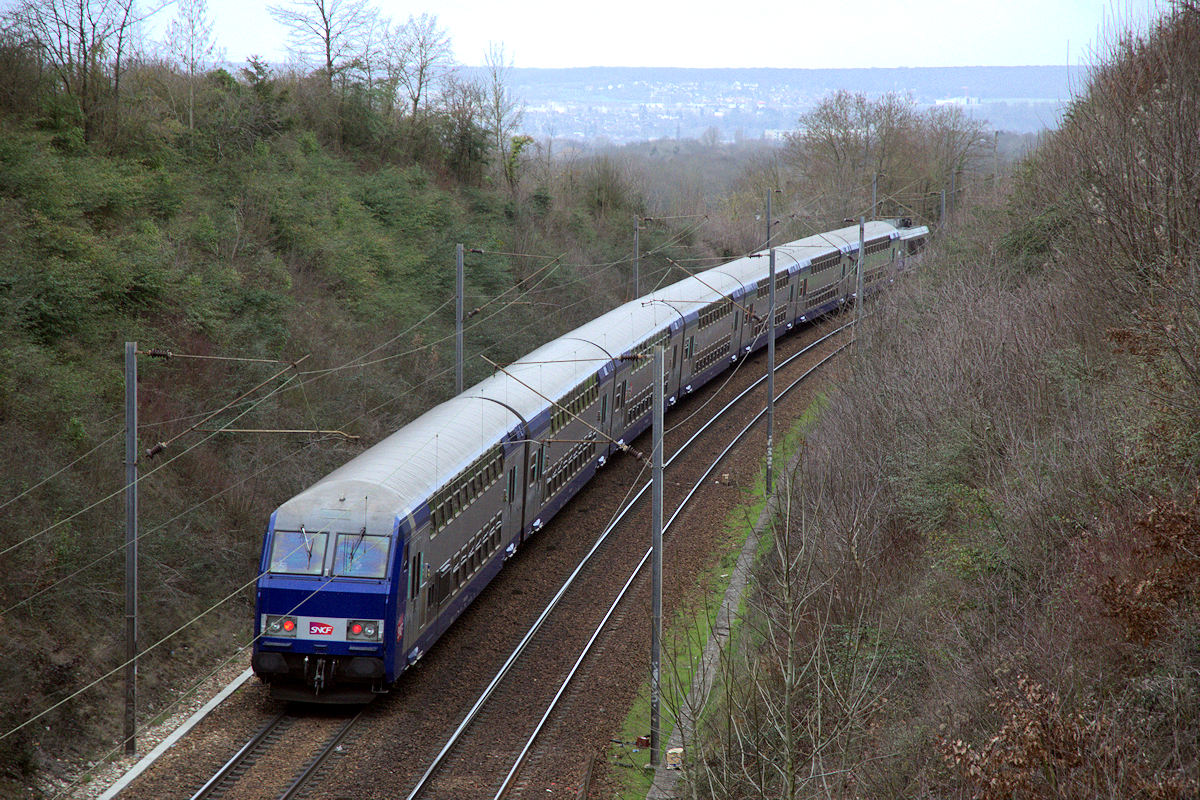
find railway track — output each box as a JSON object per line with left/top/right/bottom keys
{"left": 189, "top": 712, "right": 295, "bottom": 800}
{"left": 128, "top": 316, "right": 850, "bottom": 800}
{"left": 186, "top": 705, "right": 366, "bottom": 800}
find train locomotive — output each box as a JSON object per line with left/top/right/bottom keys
{"left": 251, "top": 218, "right": 929, "bottom": 702}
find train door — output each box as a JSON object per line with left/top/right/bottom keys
{"left": 504, "top": 437, "right": 526, "bottom": 545}
{"left": 683, "top": 330, "right": 696, "bottom": 383}
{"left": 597, "top": 374, "right": 612, "bottom": 447}
{"left": 667, "top": 335, "right": 681, "bottom": 400}
{"left": 405, "top": 533, "right": 427, "bottom": 642}
{"left": 611, "top": 372, "right": 628, "bottom": 446}
{"left": 524, "top": 435, "right": 545, "bottom": 538}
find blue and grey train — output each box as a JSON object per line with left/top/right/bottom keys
{"left": 251, "top": 218, "right": 929, "bottom": 702}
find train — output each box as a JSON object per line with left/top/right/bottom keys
{"left": 250, "top": 218, "right": 929, "bottom": 702}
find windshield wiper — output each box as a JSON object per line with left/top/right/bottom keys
{"left": 347, "top": 526, "right": 367, "bottom": 566}
{"left": 300, "top": 525, "right": 316, "bottom": 564}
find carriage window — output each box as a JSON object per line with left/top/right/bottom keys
{"left": 269, "top": 530, "right": 328, "bottom": 575}
{"left": 333, "top": 533, "right": 390, "bottom": 578}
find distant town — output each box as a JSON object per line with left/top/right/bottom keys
{"left": 489, "top": 66, "right": 1075, "bottom": 143}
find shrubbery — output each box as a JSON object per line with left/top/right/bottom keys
{"left": 686, "top": 5, "right": 1200, "bottom": 797}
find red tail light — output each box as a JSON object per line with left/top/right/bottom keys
{"left": 282, "top": 618, "right": 296, "bottom": 632}
{"left": 350, "top": 622, "right": 364, "bottom": 635}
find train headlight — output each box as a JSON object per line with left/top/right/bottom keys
{"left": 265, "top": 615, "right": 297, "bottom": 638}
{"left": 347, "top": 619, "right": 383, "bottom": 642}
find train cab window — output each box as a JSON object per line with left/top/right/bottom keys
{"left": 269, "top": 530, "right": 328, "bottom": 575}
{"left": 333, "top": 532, "right": 389, "bottom": 578}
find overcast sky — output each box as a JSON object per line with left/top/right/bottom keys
{"left": 196, "top": 0, "right": 1167, "bottom": 69}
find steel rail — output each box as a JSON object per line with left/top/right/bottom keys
{"left": 493, "top": 344, "right": 847, "bottom": 798}
{"left": 405, "top": 320, "right": 852, "bottom": 800}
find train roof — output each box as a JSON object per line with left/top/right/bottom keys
{"left": 270, "top": 219, "right": 911, "bottom": 533}
{"left": 770, "top": 220, "right": 901, "bottom": 271}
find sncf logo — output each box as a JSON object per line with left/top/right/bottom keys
{"left": 309, "top": 622, "right": 334, "bottom": 636}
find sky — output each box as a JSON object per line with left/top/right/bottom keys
{"left": 192, "top": 0, "right": 1168, "bottom": 69}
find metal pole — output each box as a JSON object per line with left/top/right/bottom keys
{"left": 855, "top": 217, "right": 865, "bottom": 334}
{"left": 940, "top": 189, "right": 947, "bottom": 229}
{"left": 765, "top": 192, "right": 775, "bottom": 495}
{"left": 456, "top": 243, "right": 464, "bottom": 394}
{"left": 650, "top": 345, "right": 664, "bottom": 766}
{"left": 124, "top": 342, "right": 138, "bottom": 755}
{"left": 633, "top": 219, "right": 640, "bottom": 299}
{"left": 871, "top": 172, "right": 878, "bottom": 219}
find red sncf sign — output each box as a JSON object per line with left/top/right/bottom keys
{"left": 309, "top": 622, "right": 334, "bottom": 636}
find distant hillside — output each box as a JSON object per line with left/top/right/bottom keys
{"left": 475, "top": 65, "right": 1074, "bottom": 141}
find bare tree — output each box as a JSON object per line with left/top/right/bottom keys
{"left": 484, "top": 41, "right": 524, "bottom": 191}
{"left": 383, "top": 12, "right": 452, "bottom": 118}
{"left": 439, "top": 73, "right": 488, "bottom": 182}
{"left": 268, "top": 0, "right": 376, "bottom": 92}
{"left": 164, "top": 0, "right": 219, "bottom": 130}
{"left": 7, "top": 0, "right": 162, "bottom": 140}
{"left": 689, "top": 469, "right": 896, "bottom": 799}
{"left": 783, "top": 90, "right": 988, "bottom": 223}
